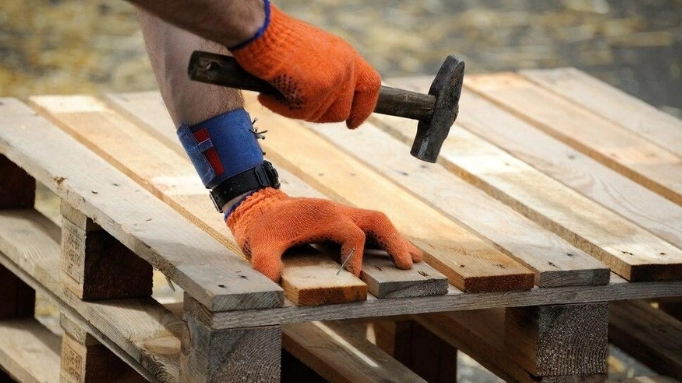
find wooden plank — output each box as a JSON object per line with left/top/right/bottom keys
{"left": 0, "top": 264, "right": 35, "bottom": 319}
{"left": 193, "top": 274, "right": 682, "bottom": 330}
{"left": 608, "top": 377, "right": 680, "bottom": 383}
{"left": 521, "top": 68, "right": 682, "bottom": 159}
{"left": 375, "top": 81, "right": 682, "bottom": 282}
{"left": 60, "top": 201, "right": 153, "bottom": 300}
{"left": 282, "top": 321, "right": 428, "bottom": 383}
{"left": 0, "top": 318, "right": 61, "bottom": 383}
{"left": 240, "top": 94, "right": 534, "bottom": 293}
{"left": 465, "top": 73, "right": 682, "bottom": 207}
{"left": 609, "top": 300, "right": 682, "bottom": 381}
{"left": 504, "top": 304, "right": 608, "bottom": 377}
{"left": 0, "top": 97, "right": 282, "bottom": 311}
{"left": 105, "top": 92, "right": 449, "bottom": 301}
{"left": 30, "top": 95, "right": 367, "bottom": 306}
{"left": 434, "top": 84, "right": 682, "bottom": 257}
{"left": 0, "top": 209, "right": 181, "bottom": 383}
{"left": 313, "top": 118, "right": 609, "bottom": 287}
{"left": 0, "top": 154, "right": 35, "bottom": 209}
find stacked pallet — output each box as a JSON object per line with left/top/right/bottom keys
{"left": 0, "top": 67, "right": 681, "bottom": 382}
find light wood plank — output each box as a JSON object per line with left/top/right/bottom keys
{"left": 0, "top": 318, "right": 61, "bottom": 383}
{"left": 0, "top": 209, "right": 181, "bottom": 383}
{"left": 465, "top": 73, "right": 682, "bottom": 207}
{"left": 0, "top": 97, "right": 282, "bottom": 311}
{"left": 105, "top": 91, "right": 449, "bottom": 300}
{"left": 374, "top": 81, "right": 682, "bottom": 282}
{"left": 608, "top": 377, "right": 680, "bottom": 383}
{"left": 241, "top": 93, "right": 534, "bottom": 293}
{"left": 438, "top": 84, "right": 682, "bottom": 256}
{"left": 521, "top": 68, "right": 682, "bottom": 159}
{"left": 609, "top": 300, "right": 682, "bottom": 381}
{"left": 283, "top": 321, "right": 427, "bottom": 383}
{"left": 30, "top": 95, "right": 368, "bottom": 306}
{"left": 312, "top": 118, "right": 609, "bottom": 287}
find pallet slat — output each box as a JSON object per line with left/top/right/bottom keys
{"left": 0, "top": 98, "right": 282, "bottom": 312}
{"left": 521, "top": 68, "right": 682, "bottom": 159}
{"left": 374, "top": 80, "right": 682, "bottom": 282}
{"left": 0, "top": 318, "right": 61, "bottom": 383}
{"left": 466, "top": 73, "right": 682, "bottom": 207}
{"left": 311, "top": 117, "right": 609, "bottom": 287}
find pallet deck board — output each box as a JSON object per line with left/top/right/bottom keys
{"left": 0, "top": 98, "right": 283, "bottom": 312}
{"left": 0, "top": 318, "right": 61, "bottom": 383}
{"left": 311, "top": 116, "right": 609, "bottom": 288}
{"left": 521, "top": 68, "right": 682, "bottom": 159}
{"left": 466, "top": 73, "right": 682, "bottom": 207}
{"left": 375, "top": 80, "right": 682, "bottom": 282}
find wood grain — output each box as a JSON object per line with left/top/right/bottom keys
{"left": 0, "top": 97, "right": 282, "bottom": 311}
{"left": 313, "top": 117, "right": 609, "bottom": 288}
{"left": 381, "top": 77, "right": 682, "bottom": 282}
{"left": 521, "top": 68, "right": 682, "bottom": 159}
{"left": 106, "top": 91, "right": 450, "bottom": 300}
{"left": 0, "top": 318, "right": 61, "bottom": 383}
{"left": 283, "top": 321, "right": 428, "bottom": 383}
{"left": 465, "top": 73, "right": 682, "bottom": 207}
{"left": 0, "top": 209, "right": 182, "bottom": 383}
{"left": 240, "top": 93, "right": 534, "bottom": 293}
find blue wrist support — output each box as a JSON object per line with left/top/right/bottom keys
{"left": 177, "top": 108, "right": 264, "bottom": 189}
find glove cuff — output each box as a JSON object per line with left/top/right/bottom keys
{"left": 227, "top": 0, "right": 272, "bottom": 50}
{"left": 226, "top": 187, "right": 287, "bottom": 231}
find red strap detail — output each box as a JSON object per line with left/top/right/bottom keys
{"left": 193, "top": 128, "right": 224, "bottom": 175}
{"left": 205, "top": 148, "right": 224, "bottom": 175}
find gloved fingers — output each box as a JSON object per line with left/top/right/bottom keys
{"left": 346, "top": 58, "right": 381, "bottom": 129}
{"left": 296, "top": 217, "right": 366, "bottom": 277}
{"left": 249, "top": 241, "right": 288, "bottom": 282}
{"left": 342, "top": 207, "right": 420, "bottom": 270}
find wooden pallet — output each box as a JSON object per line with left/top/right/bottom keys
{"left": 0, "top": 67, "right": 681, "bottom": 382}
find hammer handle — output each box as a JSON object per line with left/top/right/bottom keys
{"left": 188, "top": 51, "right": 435, "bottom": 121}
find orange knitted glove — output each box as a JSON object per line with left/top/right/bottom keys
{"left": 230, "top": 1, "right": 381, "bottom": 129}
{"left": 226, "top": 188, "right": 422, "bottom": 282}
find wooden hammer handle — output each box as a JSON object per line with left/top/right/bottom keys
{"left": 188, "top": 51, "right": 435, "bottom": 121}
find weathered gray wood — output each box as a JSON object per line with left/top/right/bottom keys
{"left": 609, "top": 300, "right": 682, "bottom": 381}
{"left": 0, "top": 97, "right": 282, "bottom": 311}
{"left": 105, "top": 91, "right": 451, "bottom": 300}
{"left": 0, "top": 318, "right": 61, "bottom": 383}
{"left": 60, "top": 314, "right": 146, "bottom": 383}
{"left": 314, "top": 118, "right": 609, "bottom": 288}
{"left": 505, "top": 304, "right": 609, "bottom": 377}
{"left": 0, "top": 263, "right": 35, "bottom": 319}
{"left": 0, "top": 209, "right": 181, "bottom": 383}
{"left": 60, "top": 201, "right": 153, "bottom": 300}
{"left": 0, "top": 154, "right": 35, "bottom": 209}
{"left": 181, "top": 311, "right": 281, "bottom": 383}
{"left": 184, "top": 274, "right": 682, "bottom": 330}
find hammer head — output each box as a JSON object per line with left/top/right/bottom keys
{"left": 411, "top": 55, "right": 465, "bottom": 163}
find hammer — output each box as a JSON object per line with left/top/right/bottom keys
{"left": 187, "top": 51, "right": 464, "bottom": 163}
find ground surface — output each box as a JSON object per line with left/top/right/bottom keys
{"left": 3, "top": 0, "right": 677, "bottom": 381}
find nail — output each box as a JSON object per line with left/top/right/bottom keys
{"left": 337, "top": 248, "right": 356, "bottom": 275}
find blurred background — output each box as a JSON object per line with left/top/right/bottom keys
{"left": 1, "top": 0, "right": 680, "bottom": 381}
{"left": 0, "top": 0, "right": 681, "bottom": 117}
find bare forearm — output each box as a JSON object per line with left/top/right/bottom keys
{"left": 127, "top": 0, "right": 265, "bottom": 48}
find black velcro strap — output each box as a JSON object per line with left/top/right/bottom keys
{"left": 209, "top": 161, "right": 280, "bottom": 212}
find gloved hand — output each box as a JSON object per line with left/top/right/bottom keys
{"left": 226, "top": 188, "right": 423, "bottom": 282}
{"left": 230, "top": 1, "right": 381, "bottom": 129}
